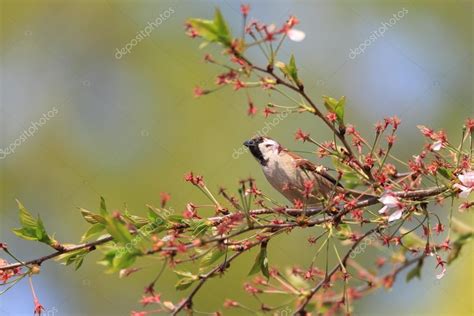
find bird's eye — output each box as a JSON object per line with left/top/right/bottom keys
{"left": 265, "top": 144, "right": 272, "bottom": 148}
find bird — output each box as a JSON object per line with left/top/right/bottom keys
{"left": 243, "top": 136, "right": 344, "bottom": 206}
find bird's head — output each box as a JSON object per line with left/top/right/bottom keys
{"left": 243, "top": 136, "right": 283, "bottom": 166}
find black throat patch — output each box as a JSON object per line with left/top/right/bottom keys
{"left": 246, "top": 137, "right": 268, "bottom": 166}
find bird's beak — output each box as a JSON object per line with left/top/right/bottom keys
{"left": 243, "top": 140, "right": 253, "bottom": 147}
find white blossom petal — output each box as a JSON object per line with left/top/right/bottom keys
{"left": 453, "top": 184, "right": 472, "bottom": 198}
{"left": 388, "top": 208, "right": 403, "bottom": 222}
{"left": 436, "top": 266, "right": 446, "bottom": 280}
{"left": 459, "top": 171, "right": 474, "bottom": 187}
{"left": 378, "top": 205, "right": 389, "bottom": 214}
{"left": 379, "top": 194, "right": 399, "bottom": 207}
{"left": 287, "top": 29, "right": 306, "bottom": 42}
{"left": 267, "top": 24, "right": 276, "bottom": 33}
{"left": 431, "top": 140, "right": 443, "bottom": 151}
{"left": 459, "top": 187, "right": 472, "bottom": 199}
{"left": 161, "top": 235, "right": 173, "bottom": 242}
{"left": 413, "top": 155, "right": 422, "bottom": 164}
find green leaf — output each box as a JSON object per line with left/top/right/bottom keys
{"left": 56, "top": 249, "right": 89, "bottom": 270}
{"left": 35, "top": 216, "right": 52, "bottom": 244}
{"left": 448, "top": 232, "right": 473, "bottom": 264}
{"left": 399, "top": 228, "right": 425, "bottom": 250}
{"left": 81, "top": 223, "right": 106, "bottom": 242}
{"left": 406, "top": 259, "right": 424, "bottom": 282}
{"left": 187, "top": 9, "right": 232, "bottom": 46}
{"left": 287, "top": 55, "right": 299, "bottom": 85}
{"left": 112, "top": 251, "right": 138, "bottom": 271}
{"left": 213, "top": 8, "right": 231, "bottom": 42}
{"left": 437, "top": 168, "right": 452, "bottom": 180}
{"left": 175, "top": 277, "right": 196, "bottom": 291}
{"left": 167, "top": 215, "right": 185, "bottom": 223}
{"left": 276, "top": 55, "right": 300, "bottom": 86}
{"left": 104, "top": 216, "right": 133, "bottom": 245}
{"left": 13, "top": 200, "right": 54, "bottom": 246}
{"left": 16, "top": 200, "right": 37, "bottom": 228}
{"left": 79, "top": 208, "right": 106, "bottom": 224}
{"left": 100, "top": 196, "right": 108, "bottom": 216}
{"left": 75, "top": 256, "right": 85, "bottom": 270}
{"left": 248, "top": 243, "right": 269, "bottom": 278}
{"left": 334, "top": 223, "right": 352, "bottom": 240}
{"left": 323, "top": 95, "right": 345, "bottom": 124}
{"left": 97, "top": 249, "right": 117, "bottom": 270}
{"left": 174, "top": 270, "right": 199, "bottom": 291}
{"left": 97, "top": 248, "right": 140, "bottom": 273}
{"left": 331, "top": 157, "right": 362, "bottom": 189}
{"left": 147, "top": 205, "right": 165, "bottom": 222}
{"left": 12, "top": 227, "right": 39, "bottom": 241}
{"left": 200, "top": 249, "right": 225, "bottom": 271}
{"left": 190, "top": 220, "right": 210, "bottom": 237}
{"left": 122, "top": 212, "right": 149, "bottom": 228}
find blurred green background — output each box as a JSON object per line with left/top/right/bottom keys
{"left": 0, "top": 0, "right": 472, "bottom": 315}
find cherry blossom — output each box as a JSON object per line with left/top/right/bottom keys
{"left": 287, "top": 29, "right": 306, "bottom": 42}
{"left": 378, "top": 193, "right": 404, "bottom": 222}
{"left": 453, "top": 171, "right": 474, "bottom": 198}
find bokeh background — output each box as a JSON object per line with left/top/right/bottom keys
{"left": 1, "top": 0, "right": 473, "bottom": 315}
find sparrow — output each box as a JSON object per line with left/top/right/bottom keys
{"left": 243, "top": 136, "right": 343, "bottom": 206}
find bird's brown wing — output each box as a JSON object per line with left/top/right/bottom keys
{"left": 286, "top": 150, "right": 343, "bottom": 187}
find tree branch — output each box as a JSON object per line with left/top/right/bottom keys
{"left": 0, "top": 186, "right": 447, "bottom": 272}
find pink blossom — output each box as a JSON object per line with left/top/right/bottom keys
{"left": 378, "top": 193, "right": 404, "bottom": 222}
{"left": 453, "top": 171, "right": 474, "bottom": 198}
{"left": 435, "top": 255, "right": 447, "bottom": 280}
{"left": 287, "top": 29, "right": 306, "bottom": 42}
{"left": 430, "top": 140, "right": 443, "bottom": 151}
{"left": 436, "top": 266, "right": 446, "bottom": 280}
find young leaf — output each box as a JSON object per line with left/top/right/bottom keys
{"left": 187, "top": 9, "right": 232, "bottom": 46}
{"left": 81, "top": 223, "right": 106, "bottom": 242}
{"left": 288, "top": 55, "right": 300, "bottom": 85}
{"left": 35, "top": 215, "right": 52, "bottom": 244}
{"left": 248, "top": 242, "right": 269, "bottom": 278}
{"left": 331, "top": 157, "right": 362, "bottom": 189}
{"left": 334, "top": 223, "right": 352, "bottom": 240}
{"left": 146, "top": 205, "right": 166, "bottom": 222}
{"left": 97, "top": 249, "right": 118, "bottom": 271}
{"left": 104, "top": 216, "right": 133, "bottom": 245}
{"left": 323, "top": 95, "right": 345, "bottom": 124}
{"left": 56, "top": 249, "right": 89, "bottom": 270}
{"left": 399, "top": 228, "right": 425, "bottom": 253}
{"left": 448, "top": 232, "right": 473, "bottom": 264}
{"left": 276, "top": 55, "right": 300, "bottom": 86}
{"left": 406, "top": 258, "right": 424, "bottom": 282}
{"left": 174, "top": 271, "right": 199, "bottom": 291}
{"left": 79, "top": 208, "right": 105, "bottom": 224}
{"left": 13, "top": 200, "right": 54, "bottom": 246}
{"left": 167, "top": 214, "right": 185, "bottom": 223}
{"left": 200, "top": 249, "right": 225, "bottom": 272}
{"left": 122, "top": 212, "right": 149, "bottom": 228}
{"left": 12, "top": 227, "right": 39, "bottom": 241}
{"left": 112, "top": 251, "right": 138, "bottom": 271}
{"left": 100, "top": 196, "right": 108, "bottom": 216}
{"left": 213, "top": 8, "right": 231, "bottom": 42}
{"left": 16, "top": 200, "right": 37, "bottom": 228}
{"left": 190, "top": 220, "right": 210, "bottom": 237}
{"left": 437, "top": 168, "right": 452, "bottom": 180}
